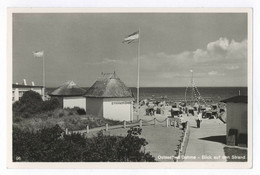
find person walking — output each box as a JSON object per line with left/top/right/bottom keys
{"left": 179, "top": 114, "right": 186, "bottom": 130}
{"left": 196, "top": 111, "right": 202, "bottom": 128}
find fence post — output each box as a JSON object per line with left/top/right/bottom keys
{"left": 139, "top": 119, "right": 142, "bottom": 127}
{"left": 65, "top": 128, "right": 68, "bottom": 135}
{"left": 154, "top": 118, "right": 156, "bottom": 126}
{"left": 105, "top": 123, "right": 108, "bottom": 131}
{"left": 86, "top": 125, "right": 89, "bottom": 134}
{"left": 178, "top": 149, "right": 181, "bottom": 160}
{"left": 166, "top": 118, "right": 169, "bottom": 127}
{"left": 123, "top": 120, "right": 126, "bottom": 129}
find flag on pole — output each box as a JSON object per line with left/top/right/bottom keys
{"left": 122, "top": 31, "right": 139, "bottom": 44}
{"left": 32, "top": 51, "right": 44, "bottom": 58}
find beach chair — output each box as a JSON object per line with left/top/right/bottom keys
{"left": 171, "top": 108, "right": 179, "bottom": 117}
{"left": 205, "top": 111, "right": 212, "bottom": 119}
{"left": 188, "top": 107, "right": 194, "bottom": 116}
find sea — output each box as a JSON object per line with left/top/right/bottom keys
{"left": 130, "top": 87, "right": 247, "bottom": 103}
{"left": 46, "top": 87, "right": 247, "bottom": 104}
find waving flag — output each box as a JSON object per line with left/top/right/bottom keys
{"left": 123, "top": 31, "right": 139, "bottom": 44}
{"left": 32, "top": 51, "right": 44, "bottom": 58}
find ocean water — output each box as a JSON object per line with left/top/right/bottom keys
{"left": 46, "top": 87, "right": 247, "bottom": 104}
{"left": 130, "top": 87, "right": 247, "bottom": 103}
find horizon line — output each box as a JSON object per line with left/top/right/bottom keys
{"left": 46, "top": 86, "right": 248, "bottom": 88}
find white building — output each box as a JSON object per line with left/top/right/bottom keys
{"left": 12, "top": 80, "right": 44, "bottom": 102}
{"left": 84, "top": 73, "right": 134, "bottom": 121}
{"left": 49, "top": 81, "right": 86, "bottom": 110}
{"left": 221, "top": 95, "right": 247, "bottom": 146}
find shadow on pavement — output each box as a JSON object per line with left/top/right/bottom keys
{"left": 199, "top": 135, "right": 226, "bottom": 144}
{"left": 190, "top": 126, "right": 198, "bottom": 129}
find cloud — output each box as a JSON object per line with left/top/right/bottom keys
{"left": 91, "top": 38, "right": 246, "bottom": 78}
{"left": 226, "top": 65, "right": 240, "bottom": 70}
{"left": 134, "top": 37, "right": 247, "bottom": 85}
{"left": 139, "top": 37, "right": 246, "bottom": 70}
{"left": 207, "top": 37, "right": 229, "bottom": 52}
{"left": 86, "top": 58, "right": 125, "bottom": 65}
{"left": 84, "top": 37, "right": 247, "bottom": 86}
{"left": 208, "top": 71, "right": 225, "bottom": 76}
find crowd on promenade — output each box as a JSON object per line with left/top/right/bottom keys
{"left": 140, "top": 99, "right": 225, "bottom": 129}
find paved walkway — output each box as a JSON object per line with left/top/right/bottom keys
{"left": 107, "top": 125, "right": 183, "bottom": 162}
{"left": 184, "top": 115, "right": 227, "bottom": 162}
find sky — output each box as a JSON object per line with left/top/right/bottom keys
{"left": 12, "top": 13, "right": 248, "bottom": 88}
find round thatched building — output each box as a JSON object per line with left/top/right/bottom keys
{"left": 49, "top": 80, "right": 86, "bottom": 110}
{"left": 84, "top": 72, "right": 134, "bottom": 121}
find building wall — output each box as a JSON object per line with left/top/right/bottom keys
{"left": 85, "top": 98, "right": 103, "bottom": 118}
{"left": 103, "top": 98, "right": 133, "bottom": 121}
{"left": 226, "top": 103, "right": 247, "bottom": 136}
{"left": 63, "top": 96, "right": 86, "bottom": 110}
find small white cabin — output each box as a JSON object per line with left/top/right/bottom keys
{"left": 49, "top": 81, "right": 86, "bottom": 110}
{"left": 221, "top": 96, "right": 247, "bottom": 146}
{"left": 84, "top": 73, "right": 134, "bottom": 121}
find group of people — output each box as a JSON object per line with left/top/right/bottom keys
{"left": 144, "top": 100, "right": 203, "bottom": 129}
{"left": 176, "top": 109, "right": 203, "bottom": 129}
{"left": 145, "top": 102, "right": 164, "bottom": 116}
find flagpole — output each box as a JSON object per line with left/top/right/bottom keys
{"left": 137, "top": 28, "right": 140, "bottom": 121}
{"left": 42, "top": 52, "right": 45, "bottom": 101}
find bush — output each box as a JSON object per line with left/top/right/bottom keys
{"left": 20, "top": 112, "right": 32, "bottom": 119}
{"left": 76, "top": 108, "right": 86, "bottom": 115}
{"left": 42, "top": 98, "right": 61, "bottom": 112}
{"left": 13, "top": 91, "right": 61, "bottom": 119}
{"left": 13, "top": 91, "right": 43, "bottom": 115}
{"left": 20, "top": 90, "right": 43, "bottom": 104}
{"left": 68, "top": 107, "right": 86, "bottom": 115}
{"left": 13, "top": 125, "right": 155, "bottom": 162}
{"left": 13, "top": 116, "right": 23, "bottom": 123}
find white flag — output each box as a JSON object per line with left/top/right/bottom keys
{"left": 123, "top": 31, "right": 139, "bottom": 44}
{"left": 32, "top": 51, "right": 44, "bottom": 58}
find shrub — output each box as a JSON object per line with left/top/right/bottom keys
{"left": 59, "top": 112, "right": 64, "bottom": 118}
{"left": 20, "top": 90, "right": 43, "bottom": 104}
{"left": 42, "top": 98, "right": 61, "bottom": 112}
{"left": 13, "top": 125, "right": 155, "bottom": 162}
{"left": 68, "top": 107, "right": 86, "bottom": 115}
{"left": 13, "top": 91, "right": 61, "bottom": 119}
{"left": 13, "top": 116, "right": 23, "bottom": 123}
{"left": 20, "top": 112, "right": 32, "bottom": 119}
{"left": 76, "top": 108, "right": 86, "bottom": 115}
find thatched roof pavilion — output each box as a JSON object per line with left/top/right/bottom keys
{"left": 49, "top": 80, "right": 86, "bottom": 97}
{"left": 84, "top": 72, "right": 134, "bottom": 121}
{"left": 84, "top": 72, "right": 133, "bottom": 98}
{"left": 49, "top": 81, "right": 87, "bottom": 110}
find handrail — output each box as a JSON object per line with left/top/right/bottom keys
{"left": 142, "top": 118, "right": 154, "bottom": 123}
{"left": 155, "top": 118, "right": 167, "bottom": 123}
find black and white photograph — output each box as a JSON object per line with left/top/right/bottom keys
{"left": 7, "top": 8, "right": 252, "bottom": 168}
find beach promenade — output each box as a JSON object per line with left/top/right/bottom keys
{"left": 183, "top": 115, "right": 227, "bottom": 162}
{"left": 73, "top": 105, "right": 227, "bottom": 162}
{"left": 78, "top": 106, "right": 183, "bottom": 162}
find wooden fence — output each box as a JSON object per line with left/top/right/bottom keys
{"left": 66, "top": 117, "right": 184, "bottom": 135}
{"left": 65, "top": 117, "right": 191, "bottom": 162}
